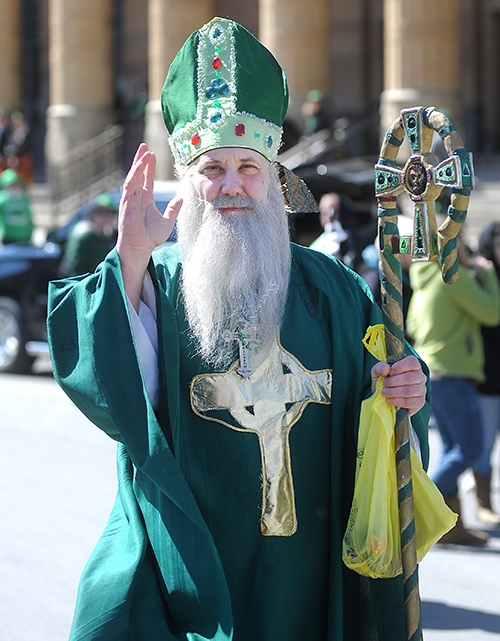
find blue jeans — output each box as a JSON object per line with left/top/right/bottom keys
{"left": 430, "top": 377, "right": 484, "bottom": 496}
{"left": 476, "top": 393, "right": 500, "bottom": 476}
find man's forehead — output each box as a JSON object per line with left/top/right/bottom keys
{"left": 195, "top": 148, "right": 269, "bottom": 166}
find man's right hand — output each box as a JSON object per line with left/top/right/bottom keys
{"left": 116, "top": 143, "right": 182, "bottom": 309}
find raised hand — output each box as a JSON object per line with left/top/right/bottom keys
{"left": 117, "top": 143, "right": 182, "bottom": 309}
{"left": 117, "top": 143, "right": 180, "bottom": 257}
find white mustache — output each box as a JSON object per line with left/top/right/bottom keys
{"left": 210, "top": 195, "right": 256, "bottom": 209}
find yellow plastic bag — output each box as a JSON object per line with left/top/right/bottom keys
{"left": 342, "top": 325, "right": 457, "bottom": 578}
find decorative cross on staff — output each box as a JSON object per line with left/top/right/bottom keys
{"left": 374, "top": 106, "right": 474, "bottom": 641}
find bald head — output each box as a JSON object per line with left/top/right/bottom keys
{"left": 319, "top": 193, "right": 341, "bottom": 229}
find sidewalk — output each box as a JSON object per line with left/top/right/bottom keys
{"left": 420, "top": 429, "right": 500, "bottom": 640}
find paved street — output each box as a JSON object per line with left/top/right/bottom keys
{"left": 419, "top": 429, "right": 500, "bottom": 640}
{"left": 1, "top": 359, "right": 500, "bottom": 640}
{"left": 0, "top": 360, "right": 117, "bottom": 641}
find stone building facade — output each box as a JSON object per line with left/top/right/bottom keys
{"left": 0, "top": 0, "right": 498, "bottom": 179}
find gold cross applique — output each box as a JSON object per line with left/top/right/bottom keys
{"left": 190, "top": 340, "right": 332, "bottom": 536}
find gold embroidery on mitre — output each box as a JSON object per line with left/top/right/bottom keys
{"left": 190, "top": 340, "right": 332, "bottom": 536}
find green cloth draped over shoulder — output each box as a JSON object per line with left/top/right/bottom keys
{"left": 47, "top": 243, "right": 430, "bottom": 641}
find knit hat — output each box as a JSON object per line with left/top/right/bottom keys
{"left": 306, "top": 90, "right": 324, "bottom": 103}
{"left": 162, "top": 17, "right": 289, "bottom": 169}
{"left": 95, "top": 192, "right": 118, "bottom": 211}
{"left": 0, "top": 168, "right": 22, "bottom": 189}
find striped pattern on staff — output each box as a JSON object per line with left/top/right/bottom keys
{"left": 378, "top": 202, "right": 423, "bottom": 641}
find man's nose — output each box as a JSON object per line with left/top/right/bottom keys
{"left": 221, "top": 169, "right": 243, "bottom": 196}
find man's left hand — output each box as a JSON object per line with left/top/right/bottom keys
{"left": 371, "top": 355, "right": 427, "bottom": 417}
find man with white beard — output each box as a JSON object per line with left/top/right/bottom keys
{"left": 47, "top": 17, "right": 429, "bottom": 641}
{"left": 174, "top": 153, "right": 291, "bottom": 370}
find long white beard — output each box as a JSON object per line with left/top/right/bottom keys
{"left": 176, "top": 167, "right": 291, "bottom": 368}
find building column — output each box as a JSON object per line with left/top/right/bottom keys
{"left": 45, "top": 0, "right": 114, "bottom": 164}
{"left": 380, "top": 0, "right": 461, "bottom": 143}
{"left": 146, "top": 0, "right": 214, "bottom": 179}
{"left": 0, "top": 0, "right": 21, "bottom": 112}
{"left": 258, "top": 0, "right": 330, "bottom": 126}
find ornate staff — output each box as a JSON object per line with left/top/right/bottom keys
{"left": 374, "top": 106, "right": 474, "bottom": 641}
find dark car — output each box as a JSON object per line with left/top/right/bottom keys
{"left": 0, "top": 181, "right": 179, "bottom": 374}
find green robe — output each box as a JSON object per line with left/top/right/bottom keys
{"left": 47, "top": 242, "right": 430, "bottom": 641}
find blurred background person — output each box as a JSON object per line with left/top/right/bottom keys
{"left": 301, "top": 89, "right": 330, "bottom": 137}
{"left": 309, "top": 191, "right": 380, "bottom": 299}
{"left": 407, "top": 224, "right": 500, "bottom": 545}
{"left": 60, "top": 194, "right": 118, "bottom": 277}
{"left": 2, "top": 109, "right": 33, "bottom": 186}
{"left": 310, "top": 192, "right": 377, "bottom": 269}
{"left": 473, "top": 221, "right": 500, "bottom": 525}
{"left": 0, "top": 107, "right": 9, "bottom": 170}
{"left": 309, "top": 192, "right": 350, "bottom": 259}
{"left": 0, "top": 168, "right": 34, "bottom": 244}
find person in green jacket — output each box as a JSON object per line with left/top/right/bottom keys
{"left": 61, "top": 193, "right": 117, "bottom": 276}
{"left": 47, "top": 18, "right": 429, "bottom": 641}
{"left": 0, "top": 168, "right": 34, "bottom": 243}
{"left": 407, "top": 229, "right": 500, "bottom": 545}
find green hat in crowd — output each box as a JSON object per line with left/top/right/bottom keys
{"left": 94, "top": 193, "right": 118, "bottom": 211}
{"left": 0, "top": 168, "right": 21, "bottom": 189}
{"left": 306, "top": 89, "right": 324, "bottom": 103}
{"left": 162, "top": 17, "right": 289, "bottom": 169}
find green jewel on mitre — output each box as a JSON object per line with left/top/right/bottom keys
{"left": 161, "top": 17, "right": 289, "bottom": 169}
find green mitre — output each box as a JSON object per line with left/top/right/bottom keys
{"left": 162, "top": 17, "right": 289, "bottom": 169}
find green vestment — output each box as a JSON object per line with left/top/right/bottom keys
{"left": 47, "top": 243, "right": 430, "bottom": 641}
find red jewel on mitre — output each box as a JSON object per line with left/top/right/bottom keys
{"left": 235, "top": 124, "right": 245, "bottom": 136}
{"left": 212, "top": 57, "right": 222, "bottom": 70}
{"left": 191, "top": 132, "right": 200, "bottom": 146}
